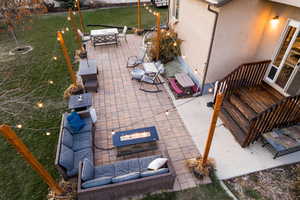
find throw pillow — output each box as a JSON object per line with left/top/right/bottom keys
{"left": 81, "top": 158, "right": 94, "bottom": 182}
{"left": 89, "top": 108, "right": 97, "bottom": 123}
{"left": 147, "top": 158, "right": 168, "bottom": 170}
{"left": 67, "top": 112, "right": 86, "bottom": 132}
{"left": 81, "top": 176, "right": 112, "bottom": 189}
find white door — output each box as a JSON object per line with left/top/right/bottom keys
{"left": 265, "top": 20, "right": 300, "bottom": 96}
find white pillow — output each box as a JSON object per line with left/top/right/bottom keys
{"left": 148, "top": 158, "right": 168, "bottom": 170}
{"left": 89, "top": 108, "right": 97, "bottom": 123}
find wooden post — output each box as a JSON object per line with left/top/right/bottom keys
{"left": 156, "top": 12, "right": 161, "bottom": 60}
{"left": 137, "top": 0, "right": 141, "bottom": 31}
{"left": 57, "top": 31, "right": 77, "bottom": 85}
{"left": 68, "top": 8, "right": 82, "bottom": 49}
{"left": 201, "top": 93, "right": 224, "bottom": 166}
{"left": 0, "top": 125, "right": 63, "bottom": 195}
{"left": 76, "top": 0, "right": 85, "bottom": 33}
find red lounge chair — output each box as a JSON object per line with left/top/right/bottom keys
{"left": 192, "top": 84, "right": 200, "bottom": 94}
{"left": 168, "top": 78, "right": 184, "bottom": 96}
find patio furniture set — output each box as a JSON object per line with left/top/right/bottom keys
{"left": 55, "top": 34, "right": 176, "bottom": 199}
{"left": 78, "top": 26, "right": 128, "bottom": 47}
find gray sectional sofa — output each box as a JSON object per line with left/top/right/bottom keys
{"left": 77, "top": 153, "right": 176, "bottom": 200}
{"left": 55, "top": 110, "right": 95, "bottom": 180}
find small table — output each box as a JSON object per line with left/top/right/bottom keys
{"left": 112, "top": 126, "right": 159, "bottom": 156}
{"left": 175, "top": 73, "right": 195, "bottom": 94}
{"left": 90, "top": 28, "right": 119, "bottom": 47}
{"left": 143, "top": 62, "right": 158, "bottom": 74}
{"left": 78, "top": 59, "right": 98, "bottom": 92}
{"left": 68, "top": 93, "right": 92, "bottom": 111}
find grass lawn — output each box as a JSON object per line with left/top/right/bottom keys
{"left": 0, "top": 6, "right": 231, "bottom": 200}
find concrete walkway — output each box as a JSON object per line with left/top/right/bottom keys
{"left": 165, "top": 86, "right": 300, "bottom": 180}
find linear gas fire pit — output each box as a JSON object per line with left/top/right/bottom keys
{"left": 112, "top": 126, "right": 159, "bottom": 156}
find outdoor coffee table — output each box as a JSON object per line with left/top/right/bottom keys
{"left": 175, "top": 72, "right": 195, "bottom": 94}
{"left": 68, "top": 93, "right": 92, "bottom": 111}
{"left": 112, "top": 126, "right": 159, "bottom": 156}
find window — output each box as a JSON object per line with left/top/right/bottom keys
{"left": 172, "top": 0, "right": 180, "bottom": 20}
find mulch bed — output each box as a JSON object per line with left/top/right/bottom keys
{"left": 225, "top": 163, "right": 300, "bottom": 200}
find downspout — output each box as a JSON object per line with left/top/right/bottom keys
{"left": 200, "top": 4, "right": 219, "bottom": 96}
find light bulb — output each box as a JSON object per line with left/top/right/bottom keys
{"left": 53, "top": 56, "right": 57, "bottom": 60}
{"left": 173, "top": 42, "right": 177, "bottom": 47}
{"left": 37, "top": 102, "right": 44, "bottom": 108}
{"left": 208, "top": 88, "right": 213, "bottom": 93}
{"left": 166, "top": 32, "right": 170, "bottom": 36}
{"left": 46, "top": 132, "right": 51, "bottom": 136}
{"left": 48, "top": 80, "right": 54, "bottom": 84}
{"left": 66, "top": 27, "right": 69, "bottom": 31}
{"left": 72, "top": 11, "right": 76, "bottom": 15}
{"left": 194, "top": 69, "right": 198, "bottom": 74}
{"left": 16, "top": 124, "right": 22, "bottom": 129}
{"left": 182, "top": 55, "right": 186, "bottom": 59}
{"left": 67, "top": 16, "right": 71, "bottom": 21}
{"left": 271, "top": 16, "right": 279, "bottom": 27}
{"left": 165, "top": 110, "right": 169, "bottom": 116}
{"left": 111, "top": 131, "right": 115, "bottom": 135}
{"left": 61, "top": 30, "right": 65, "bottom": 34}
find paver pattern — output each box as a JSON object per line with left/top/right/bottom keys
{"left": 87, "top": 34, "right": 210, "bottom": 191}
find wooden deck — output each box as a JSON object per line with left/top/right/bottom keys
{"left": 220, "top": 82, "right": 285, "bottom": 146}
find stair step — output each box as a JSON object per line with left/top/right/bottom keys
{"left": 222, "top": 100, "right": 250, "bottom": 133}
{"left": 229, "top": 94, "right": 257, "bottom": 120}
{"left": 219, "top": 108, "right": 248, "bottom": 147}
{"left": 235, "top": 89, "right": 269, "bottom": 113}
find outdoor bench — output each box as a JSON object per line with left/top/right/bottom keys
{"left": 55, "top": 110, "right": 95, "bottom": 180}
{"left": 77, "top": 152, "right": 176, "bottom": 200}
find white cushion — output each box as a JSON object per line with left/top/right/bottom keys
{"left": 89, "top": 108, "right": 97, "bottom": 123}
{"left": 147, "top": 158, "right": 168, "bottom": 170}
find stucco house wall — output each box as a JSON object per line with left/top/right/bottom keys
{"left": 169, "top": 0, "right": 217, "bottom": 80}
{"left": 207, "top": 0, "right": 271, "bottom": 82}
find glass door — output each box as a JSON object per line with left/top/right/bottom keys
{"left": 266, "top": 20, "right": 300, "bottom": 96}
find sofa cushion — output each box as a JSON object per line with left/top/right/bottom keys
{"left": 62, "top": 129, "right": 73, "bottom": 148}
{"left": 59, "top": 144, "right": 74, "bottom": 171}
{"left": 82, "top": 158, "right": 94, "bottom": 182}
{"left": 72, "top": 131, "right": 92, "bottom": 151}
{"left": 82, "top": 176, "right": 112, "bottom": 189}
{"left": 139, "top": 155, "right": 161, "bottom": 172}
{"left": 148, "top": 158, "right": 168, "bottom": 170}
{"left": 67, "top": 148, "right": 93, "bottom": 177}
{"left": 140, "top": 168, "right": 169, "bottom": 178}
{"left": 95, "top": 164, "right": 115, "bottom": 178}
{"left": 67, "top": 112, "right": 86, "bottom": 132}
{"left": 114, "top": 158, "right": 140, "bottom": 176}
{"left": 112, "top": 172, "right": 140, "bottom": 183}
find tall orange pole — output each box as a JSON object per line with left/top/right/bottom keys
{"left": 201, "top": 93, "right": 224, "bottom": 166}
{"left": 57, "top": 31, "right": 77, "bottom": 85}
{"left": 156, "top": 12, "right": 161, "bottom": 60}
{"left": 137, "top": 0, "right": 141, "bottom": 31}
{"left": 76, "top": 0, "right": 85, "bottom": 33}
{"left": 0, "top": 125, "right": 63, "bottom": 195}
{"left": 68, "top": 8, "right": 82, "bottom": 49}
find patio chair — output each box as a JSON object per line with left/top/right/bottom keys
{"left": 118, "top": 26, "right": 128, "bottom": 43}
{"left": 77, "top": 29, "right": 91, "bottom": 43}
{"left": 126, "top": 47, "right": 147, "bottom": 68}
{"left": 139, "top": 64, "right": 164, "bottom": 93}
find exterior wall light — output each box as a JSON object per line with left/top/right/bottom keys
{"left": 271, "top": 16, "right": 280, "bottom": 27}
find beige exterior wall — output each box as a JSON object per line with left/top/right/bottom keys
{"left": 169, "top": 0, "right": 216, "bottom": 79}
{"left": 255, "top": 2, "right": 300, "bottom": 61}
{"left": 207, "top": 0, "right": 271, "bottom": 82}
{"left": 268, "top": 0, "right": 300, "bottom": 8}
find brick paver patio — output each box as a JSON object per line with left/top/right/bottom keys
{"left": 87, "top": 34, "right": 210, "bottom": 192}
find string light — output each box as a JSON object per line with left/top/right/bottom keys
{"left": 67, "top": 16, "right": 71, "bottom": 21}
{"left": 46, "top": 132, "right": 51, "bottom": 136}
{"left": 72, "top": 11, "right": 76, "bottom": 15}
{"left": 53, "top": 56, "right": 58, "bottom": 60}
{"left": 37, "top": 102, "right": 44, "bottom": 108}
{"left": 166, "top": 32, "right": 170, "bottom": 36}
{"left": 143, "top": 3, "right": 146, "bottom": 6}
{"left": 208, "top": 88, "right": 214, "bottom": 93}
{"left": 16, "top": 124, "right": 22, "bottom": 129}
{"left": 61, "top": 30, "right": 65, "bottom": 34}
{"left": 48, "top": 80, "right": 54, "bottom": 84}
{"left": 65, "top": 27, "right": 69, "bottom": 31}
{"left": 111, "top": 130, "right": 115, "bottom": 135}
{"left": 194, "top": 69, "right": 198, "bottom": 74}
{"left": 165, "top": 110, "right": 169, "bottom": 116}
{"left": 173, "top": 42, "right": 177, "bottom": 47}
{"left": 182, "top": 55, "right": 186, "bottom": 59}
{"left": 57, "top": 37, "right": 60, "bottom": 41}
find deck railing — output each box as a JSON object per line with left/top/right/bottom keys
{"left": 215, "top": 60, "right": 271, "bottom": 99}
{"left": 245, "top": 95, "right": 300, "bottom": 146}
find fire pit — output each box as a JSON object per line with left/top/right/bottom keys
{"left": 112, "top": 126, "right": 159, "bottom": 156}
{"left": 9, "top": 46, "right": 33, "bottom": 55}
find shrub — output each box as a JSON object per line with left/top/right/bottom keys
{"left": 148, "top": 29, "right": 182, "bottom": 64}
